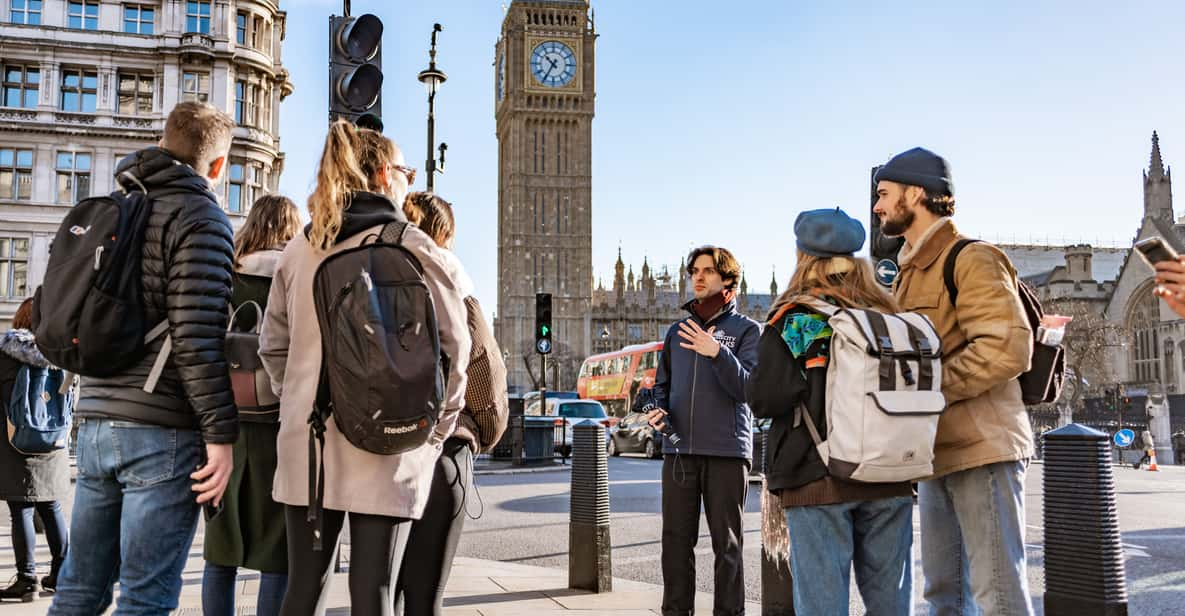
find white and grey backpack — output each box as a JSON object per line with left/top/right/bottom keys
{"left": 797, "top": 298, "right": 946, "bottom": 483}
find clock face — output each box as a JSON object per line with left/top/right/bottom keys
{"left": 497, "top": 52, "right": 506, "bottom": 101}
{"left": 530, "top": 40, "right": 576, "bottom": 87}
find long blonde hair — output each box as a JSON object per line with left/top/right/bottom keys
{"left": 770, "top": 252, "right": 899, "bottom": 318}
{"left": 233, "top": 194, "right": 300, "bottom": 267}
{"left": 307, "top": 120, "right": 401, "bottom": 252}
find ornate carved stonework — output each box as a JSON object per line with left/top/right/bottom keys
{"left": 53, "top": 112, "right": 97, "bottom": 125}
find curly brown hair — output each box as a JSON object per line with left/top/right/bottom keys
{"left": 685, "top": 245, "right": 741, "bottom": 289}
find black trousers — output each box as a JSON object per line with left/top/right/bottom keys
{"left": 394, "top": 438, "right": 473, "bottom": 615}
{"left": 280, "top": 505, "right": 411, "bottom": 616}
{"left": 660, "top": 454, "right": 748, "bottom": 616}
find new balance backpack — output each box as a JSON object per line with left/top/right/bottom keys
{"left": 225, "top": 301, "right": 279, "bottom": 421}
{"left": 795, "top": 299, "right": 946, "bottom": 483}
{"left": 32, "top": 174, "right": 169, "bottom": 381}
{"left": 944, "top": 239, "right": 1066, "bottom": 405}
{"left": 7, "top": 364, "right": 73, "bottom": 455}
{"left": 306, "top": 221, "right": 444, "bottom": 549}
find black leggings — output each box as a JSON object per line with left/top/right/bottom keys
{"left": 6, "top": 501, "right": 68, "bottom": 577}
{"left": 394, "top": 438, "right": 473, "bottom": 615}
{"left": 280, "top": 505, "right": 411, "bottom": 616}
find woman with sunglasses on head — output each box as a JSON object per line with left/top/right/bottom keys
{"left": 201, "top": 194, "right": 300, "bottom": 616}
{"left": 393, "top": 192, "right": 509, "bottom": 615}
{"left": 258, "top": 121, "right": 471, "bottom": 615}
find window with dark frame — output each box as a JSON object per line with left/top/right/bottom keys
{"left": 9, "top": 0, "right": 41, "bottom": 25}
{"left": 56, "top": 152, "right": 92, "bottom": 204}
{"left": 117, "top": 72, "right": 154, "bottom": 115}
{"left": 60, "top": 68, "right": 97, "bottom": 112}
{"left": 226, "top": 162, "right": 244, "bottom": 213}
{"left": 0, "top": 148, "right": 33, "bottom": 200}
{"left": 2, "top": 65, "right": 38, "bottom": 109}
{"left": 67, "top": 0, "right": 98, "bottom": 30}
{"left": 235, "top": 11, "right": 246, "bottom": 44}
{"left": 0, "top": 237, "right": 29, "bottom": 299}
{"left": 251, "top": 15, "right": 262, "bottom": 48}
{"left": 123, "top": 4, "right": 154, "bottom": 34}
{"left": 234, "top": 79, "right": 246, "bottom": 124}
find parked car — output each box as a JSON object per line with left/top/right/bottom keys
{"left": 608, "top": 411, "right": 663, "bottom": 458}
{"left": 528, "top": 398, "right": 613, "bottom": 458}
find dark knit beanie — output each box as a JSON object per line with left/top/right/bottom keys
{"left": 794, "top": 208, "right": 865, "bottom": 257}
{"left": 873, "top": 147, "right": 954, "bottom": 196}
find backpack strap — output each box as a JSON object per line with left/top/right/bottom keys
{"left": 943, "top": 239, "right": 982, "bottom": 307}
{"left": 380, "top": 221, "right": 409, "bottom": 245}
{"left": 793, "top": 404, "right": 829, "bottom": 466}
{"left": 142, "top": 320, "right": 172, "bottom": 393}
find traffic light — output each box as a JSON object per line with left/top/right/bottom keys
{"left": 329, "top": 14, "right": 383, "bottom": 124}
{"left": 869, "top": 165, "right": 905, "bottom": 287}
{"left": 535, "top": 293, "right": 552, "bottom": 355}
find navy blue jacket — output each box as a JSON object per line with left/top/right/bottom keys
{"left": 653, "top": 300, "right": 761, "bottom": 459}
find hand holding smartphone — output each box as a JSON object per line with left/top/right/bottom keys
{"left": 1135, "top": 237, "right": 1180, "bottom": 268}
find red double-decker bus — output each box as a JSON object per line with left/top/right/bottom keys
{"left": 576, "top": 341, "right": 663, "bottom": 417}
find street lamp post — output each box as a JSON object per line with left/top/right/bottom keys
{"left": 417, "top": 23, "right": 447, "bottom": 192}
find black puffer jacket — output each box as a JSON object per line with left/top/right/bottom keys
{"left": 75, "top": 147, "right": 238, "bottom": 444}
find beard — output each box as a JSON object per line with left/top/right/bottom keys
{"left": 879, "top": 195, "right": 915, "bottom": 237}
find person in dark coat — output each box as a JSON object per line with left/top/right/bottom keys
{"left": 201, "top": 194, "right": 299, "bottom": 616}
{"left": 0, "top": 298, "right": 70, "bottom": 602}
{"left": 49, "top": 102, "right": 239, "bottom": 615}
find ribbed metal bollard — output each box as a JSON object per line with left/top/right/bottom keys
{"left": 569, "top": 422, "right": 612, "bottom": 592}
{"left": 760, "top": 429, "right": 795, "bottom": 615}
{"left": 1044, "top": 423, "right": 1128, "bottom": 616}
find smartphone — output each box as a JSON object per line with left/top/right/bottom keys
{"left": 1135, "top": 237, "right": 1180, "bottom": 268}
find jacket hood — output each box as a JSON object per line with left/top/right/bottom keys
{"left": 0, "top": 329, "right": 50, "bottom": 368}
{"left": 114, "top": 147, "right": 218, "bottom": 200}
{"left": 303, "top": 191, "right": 408, "bottom": 245}
{"left": 236, "top": 248, "right": 284, "bottom": 277}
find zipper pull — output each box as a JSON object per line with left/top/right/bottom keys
{"left": 360, "top": 269, "right": 374, "bottom": 291}
{"left": 93, "top": 245, "right": 104, "bottom": 271}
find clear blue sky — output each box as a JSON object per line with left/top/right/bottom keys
{"left": 279, "top": 0, "right": 1185, "bottom": 315}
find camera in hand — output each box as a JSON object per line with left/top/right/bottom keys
{"left": 637, "top": 391, "right": 681, "bottom": 446}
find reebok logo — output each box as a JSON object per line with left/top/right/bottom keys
{"left": 69, "top": 225, "right": 91, "bottom": 236}
{"left": 384, "top": 423, "right": 422, "bottom": 435}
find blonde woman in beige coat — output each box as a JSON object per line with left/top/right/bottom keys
{"left": 258, "top": 121, "right": 470, "bottom": 616}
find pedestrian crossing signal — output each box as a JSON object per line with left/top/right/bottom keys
{"left": 535, "top": 293, "right": 552, "bottom": 355}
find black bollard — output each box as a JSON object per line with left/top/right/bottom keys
{"left": 569, "top": 422, "right": 612, "bottom": 592}
{"left": 759, "top": 429, "right": 795, "bottom": 615}
{"left": 1043, "top": 423, "right": 1128, "bottom": 616}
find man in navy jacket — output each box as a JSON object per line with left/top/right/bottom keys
{"left": 648, "top": 245, "right": 760, "bottom": 616}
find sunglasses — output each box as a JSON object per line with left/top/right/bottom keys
{"left": 393, "top": 164, "right": 417, "bottom": 186}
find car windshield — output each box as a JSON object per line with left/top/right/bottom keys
{"left": 559, "top": 402, "right": 605, "bottom": 418}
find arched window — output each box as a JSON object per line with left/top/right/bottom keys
{"left": 1128, "top": 284, "right": 1160, "bottom": 384}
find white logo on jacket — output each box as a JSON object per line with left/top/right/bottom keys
{"left": 712, "top": 330, "right": 738, "bottom": 349}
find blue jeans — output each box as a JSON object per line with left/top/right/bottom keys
{"left": 918, "top": 461, "right": 1034, "bottom": 616}
{"left": 49, "top": 418, "right": 202, "bottom": 615}
{"left": 785, "top": 496, "right": 914, "bottom": 615}
{"left": 202, "top": 562, "right": 287, "bottom": 616}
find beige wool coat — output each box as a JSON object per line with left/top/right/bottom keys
{"left": 258, "top": 220, "right": 471, "bottom": 520}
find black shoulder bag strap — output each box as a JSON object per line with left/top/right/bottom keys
{"left": 380, "top": 221, "right": 409, "bottom": 245}
{"left": 943, "top": 239, "right": 982, "bottom": 308}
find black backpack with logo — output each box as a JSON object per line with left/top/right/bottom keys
{"left": 32, "top": 175, "right": 169, "bottom": 380}
{"left": 944, "top": 239, "right": 1066, "bottom": 405}
{"left": 306, "top": 221, "right": 444, "bottom": 549}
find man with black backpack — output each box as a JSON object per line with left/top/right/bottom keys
{"left": 46, "top": 102, "right": 238, "bottom": 614}
{"left": 873, "top": 147, "right": 1036, "bottom": 615}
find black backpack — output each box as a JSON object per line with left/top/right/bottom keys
{"left": 944, "top": 239, "right": 1066, "bottom": 405}
{"left": 307, "top": 221, "right": 444, "bottom": 549}
{"left": 32, "top": 176, "right": 170, "bottom": 382}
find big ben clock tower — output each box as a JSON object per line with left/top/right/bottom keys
{"left": 495, "top": 1, "right": 596, "bottom": 392}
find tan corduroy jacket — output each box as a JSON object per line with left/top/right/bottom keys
{"left": 894, "top": 218, "right": 1035, "bottom": 478}
{"left": 258, "top": 224, "right": 470, "bottom": 520}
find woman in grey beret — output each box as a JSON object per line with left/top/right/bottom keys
{"left": 747, "top": 208, "right": 916, "bottom": 615}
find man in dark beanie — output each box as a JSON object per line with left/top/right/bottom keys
{"left": 873, "top": 147, "right": 1036, "bottom": 615}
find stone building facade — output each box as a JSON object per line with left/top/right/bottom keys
{"left": 0, "top": 0, "right": 293, "bottom": 326}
